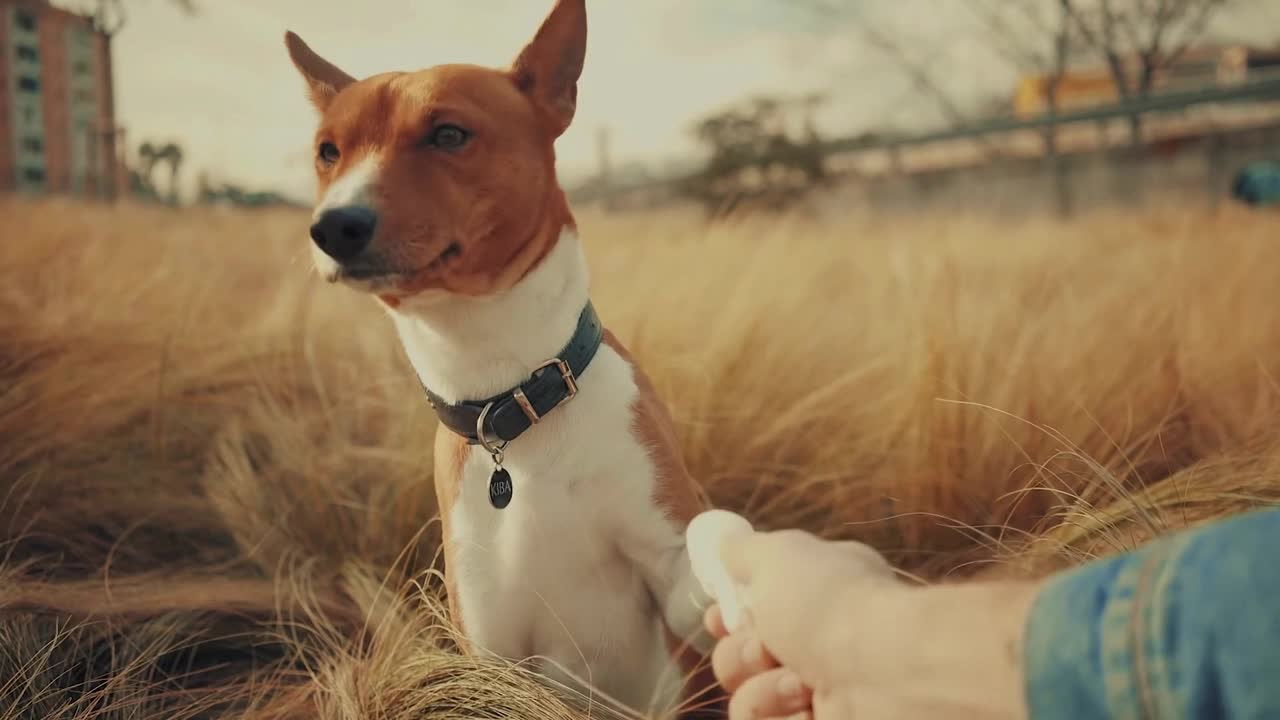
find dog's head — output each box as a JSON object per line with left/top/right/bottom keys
{"left": 285, "top": 0, "right": 585, "bottom": 304}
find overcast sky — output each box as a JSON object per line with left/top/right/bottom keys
{"left": 52, "top": 0, "right": 1280, "bottom": 202}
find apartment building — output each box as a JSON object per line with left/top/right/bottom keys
{"left": 0, "top": 0, "right": 120, "bottom": 199}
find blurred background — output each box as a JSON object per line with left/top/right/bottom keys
{"left": 2, "top": 2, "right": 1279, "bottom": 718}
{"left": 4, "top": 0, "right": 1279, "bottom": 216}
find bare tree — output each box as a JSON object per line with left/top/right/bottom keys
{"left": 1062, "top": 0, "right": 1232, "bottom": 147}
{"left": 782, "top": 1, "right": 1009, "bottom": 158}
{"left": 780, "top": 4, "right": 968, "bottom": 124}
{"left": 968, "top": 0, "right": 1078, "bottom": 216}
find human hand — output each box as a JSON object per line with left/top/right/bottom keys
{"left": 706, "top": 528, "right": 1038, "bottom": 720}
{"left": 705, "top": 529, "right": 904, "bottom": 719}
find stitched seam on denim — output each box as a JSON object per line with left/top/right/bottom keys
{"left": 1129, "top": 541, "right": 1173, "bottom": 720}
{"left": 1100, "top": 553, "right": 1144, "bottom": 720}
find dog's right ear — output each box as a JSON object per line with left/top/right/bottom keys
{"left": 509, "top": 0, "right": 587, "bottom": 139}
{"left": 284, "top": 31, "right": 355, "bottom": 113}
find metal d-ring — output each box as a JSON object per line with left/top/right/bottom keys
{"left": 475, "top": 402, "right": 508, "bottom": 463}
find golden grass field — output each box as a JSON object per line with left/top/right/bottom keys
{"left": 2, "top": 194, "right": 1279, "bottom": 718}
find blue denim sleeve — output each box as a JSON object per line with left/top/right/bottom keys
{"left": 1022, "top": 506, "right": 1280, "bottom": 720}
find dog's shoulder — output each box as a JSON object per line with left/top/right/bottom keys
{"left": 601, "top": 330, "right": 708, "bottom": 527}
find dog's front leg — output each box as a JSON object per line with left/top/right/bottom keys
{"left": 661, "top": 543, "right": 717, "bottom": 655}
{"left": 623, "top": 535, "right": 716, "bottom": 656}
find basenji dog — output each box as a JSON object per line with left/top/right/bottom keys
{"left": 284, "top": 1, "right": 721, "bottom": 716}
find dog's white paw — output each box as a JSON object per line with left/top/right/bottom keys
{"left": 685, "top": 509, "right": 754, "bottom": 632}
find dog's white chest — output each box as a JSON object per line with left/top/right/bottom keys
{"left": 445, "top": 348, "right": 687, "bottom": 714}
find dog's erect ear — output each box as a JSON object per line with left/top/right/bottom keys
{"left": 284, "top": 31, "right": 355, "bottom": 113}
{"left": 509, "top": 0, "right": 587, "bottom": 138}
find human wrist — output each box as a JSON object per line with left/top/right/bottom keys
{"left": 826, "top": 578, "right": 1045, "bottom": 718}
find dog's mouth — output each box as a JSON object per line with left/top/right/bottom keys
{"left": 426, "top": 242, "right": 463, "bottom": 273}
{"left": 337, "top": 266, "right": 390, "bottom": 280}
{"left": 326, "top": 264, "right": 395, "bottom": 288}
{"left": 326, "top": 242, "right": 464, "bottom": 289}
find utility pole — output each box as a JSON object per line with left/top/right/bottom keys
{"left": 1047, "top": 0, "right": 1073, "bottom": 218}
{"left": 595, "top": 125, "right": 614, "bottom": 211}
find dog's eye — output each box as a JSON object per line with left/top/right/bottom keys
{"left": 317, "top": 142, "right": 340, "bottom": 167}
{"left": 429, "top": 125, "right": 470, "bottom": 150}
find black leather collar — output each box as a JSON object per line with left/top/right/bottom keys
{"left": 422, "top": 302, "right": 603, "bottom": 447}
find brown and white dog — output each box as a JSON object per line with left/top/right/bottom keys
{"left": 284, "top": 1, "right": 721, "bottom": 716}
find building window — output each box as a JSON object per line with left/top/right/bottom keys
{"left": 22, "top": 137, "right": 43, "bottom": 153}
{"left": 16, "top": 10, "right": 37, "bottom": 32}
{"left": 17, "top": 45, "right": 39, "bottom": 62}
{"left": 73, "top": 60, "right": 91, "bottom": 75}
{"left": 18, "top": 76, "right": 40, "bottom": 93}
{"left": 23, "top": 167, "right": 46, "bottom": 184}
{"left": 75, "top": 89, "right": 95, "bottom": 104}
{"left": 23, "top": 106, "right": 38, "bottom": 124}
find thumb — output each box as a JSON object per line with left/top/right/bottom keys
{"left": 719, "top": 528, "right": 763, "bottom": 585}
{"left": 722, "top": 529, "right": 826, "bottom": 584}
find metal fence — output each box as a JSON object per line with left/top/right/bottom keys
{"left": 568, "top": 69, "right": 1280, "bottom": 206}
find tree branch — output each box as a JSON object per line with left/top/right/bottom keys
{"left": 801, "top": 0, "right": 979, "bottom": 129}
{"left": 968, "top": 0, "right": 1050, "bottom": 71}
{"left": 1115, "top": 2, "right": 1147, "bottom": 52}
{"left": 1009, "top": 0, "right": 1057, "bottom": 41}
{"left": 1063, "top": 0, "right": 1137, "bottom": 98}
{"left": 1160, "top": 0, "right": 1224, "bottom": 67}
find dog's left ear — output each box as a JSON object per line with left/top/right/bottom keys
{"left": 510, "top": 0, "right": 587, "bottom": 138}
{"left": 284, "top": 31, "right": 355, "bottom": 113}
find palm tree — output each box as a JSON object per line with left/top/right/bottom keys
{"left": 90, "top": 0, "right": 198, "bottom": 36}
{"left": 138, "top": 141, "right": 158, "bottom": 190}
{"left": 158, "top": 142, "right": 184, "bottom": 205}
{"left": 135, "top": 141, "right": 184, "bottom": 204}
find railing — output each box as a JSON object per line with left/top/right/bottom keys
{"left": 835, "top": 69, "right": 1280, "bottom": 152}
{"left": 568, "top": 68, "right": 1280, "bottom": 204}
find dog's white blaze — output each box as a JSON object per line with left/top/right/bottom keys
{"left": 390, "top": 230, "right": 710, "bottom": 715}
{"left": 309, "top": 156, "right": 381, "bottom": 277}
{"left": 315, "top": 155, "right": 380, "bottom": 215}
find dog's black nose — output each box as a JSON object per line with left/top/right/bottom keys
{"left": 310, "top": 206, "right": 377, "bottom": 263}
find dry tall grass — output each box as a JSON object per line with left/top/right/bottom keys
{"left": 2, "top": 195, "right": 1278, "bottom": 718}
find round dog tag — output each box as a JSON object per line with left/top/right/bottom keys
{"left": 488, "top": 468, "right": 513, "bottom": 509}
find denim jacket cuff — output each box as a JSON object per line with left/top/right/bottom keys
{"left": 1023, "top": 508, "right": 1280, "bottom": 720}
{"left": 1022, "top": 537, "right": 1174, "bottom": 720}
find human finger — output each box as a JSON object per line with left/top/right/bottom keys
{"left": 711, "top": 631, "right": 778, "bottom": 693}
{"left": 727, "top": 667, "right": 813, "bottom": 720}
{"left": 705, "top": 604, "right": 728, "bottom": 639}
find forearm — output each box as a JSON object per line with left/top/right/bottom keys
{"left": 826, "top": 579, "right": 1042, "bottom": 719}
{"left": 1023, "top": 507, "right": 1280, "bottom": 720}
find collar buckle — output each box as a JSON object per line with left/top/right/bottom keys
{"left": 514, "top": 357, "right": 578, "bottom": 425}
{"left": 419, "top": 301, "right": 601, "bottom": 447}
